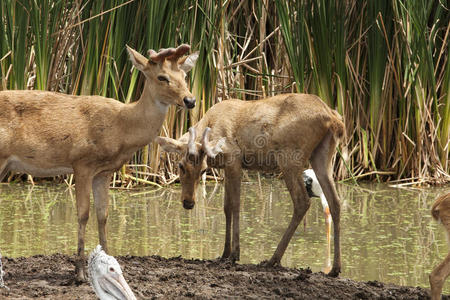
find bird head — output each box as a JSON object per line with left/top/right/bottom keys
{"left": 88, "top": 245, "right": 136, "bottom": 300}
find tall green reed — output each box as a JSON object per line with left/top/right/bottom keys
{"left": 0, "top": 0, "right": 448, "bottom": 184}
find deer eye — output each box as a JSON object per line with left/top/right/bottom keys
{"left": 178, "top": 163, "right": 185, "bottom": 173}
{"left": 157, "top": 75, "right": 170, "bottom": 83}
{"left": 109, "top": 267, "right": 115, "bottom": 272}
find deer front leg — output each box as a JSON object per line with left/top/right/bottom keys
{"left": 221, "top": 184, "right": 232, "bottom": 259}
{"left": 430, "top": 252, "right": 450, "bottom": 300}
{"left": 267, "top": 169, "right": 310, "bottom": 266}
{"left": 92, "top": 172, "right": 112, "bottom": 253}
{"left": 74, "top": 167, "right": 94, "bottom": 282}
{"left": 222, "top": 164, "right": 241, "bottom": 262}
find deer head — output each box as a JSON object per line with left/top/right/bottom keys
{"left": 156, "top": 127, "right": 225, "bottom": 209}
{"left": 126, "top": 44, "right": 199, "bottom": 108}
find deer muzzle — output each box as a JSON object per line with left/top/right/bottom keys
{"left": 183, "top": 96, "right": 196, "bottom": 109}
{"left": 183, "top": 199, "right": 195, "bottom": 210}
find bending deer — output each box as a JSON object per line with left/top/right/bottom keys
{"left": 156, "top": 94, "right": 344, "bottom": 276}
{"left": 0, "top": 44, "right": 198, "bottom": 281}
{"left": 430, "top": 192, "right": 450, "bottom": 299}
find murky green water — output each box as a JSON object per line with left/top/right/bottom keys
{"left": 0, "top": 179, "right": 449, "bottom": 292}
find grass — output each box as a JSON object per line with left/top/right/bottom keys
{"left": 0, "top": 0, "right": 448, "bottom": 185}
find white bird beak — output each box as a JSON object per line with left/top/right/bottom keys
{"left": 98, "top": 272, "right": 136, "bottom": 300}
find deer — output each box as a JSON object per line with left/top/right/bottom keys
{"left": 0, "top": 44, "right": 199, "bottom": 282}
{"left": 430, "top": 192, "right": 450, "bottom": 300}
{"left": 155, "top": 93, "right": 345, "bottom": 277}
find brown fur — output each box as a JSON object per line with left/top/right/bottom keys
{"left": 430, "top": 192, "right": 450, "bottom": 300}
{"left": 0, "top": 45, "right": 198, "bottom": 282}
{"left": 431, "top": 193, "right": 450, "bottom": 221}
{"left": 156, "top": 93, "right": 345, "bottom": 276}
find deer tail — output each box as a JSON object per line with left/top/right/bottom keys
{"left": 431, "top": 193, "right": 450, "bottom": 222}
{"left": 329, "top": 110, "right": 345, "bottom": 145}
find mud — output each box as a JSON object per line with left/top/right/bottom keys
{"left": 0, "top": 254, "right": 444, "bottom": 299}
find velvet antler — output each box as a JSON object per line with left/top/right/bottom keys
{"left": 148, "top": 44, "right": 191, "bottom": 62}
{"left": 188, "top": 127, "right": 197, "bottom": 157}
{"left": 201, "top": 127, "right": 224, "bottom": 158}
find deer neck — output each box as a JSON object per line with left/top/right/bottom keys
{"left": 122, "top": 81, "right": 169, "bottom": 147}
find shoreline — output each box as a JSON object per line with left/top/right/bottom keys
{"left": 0, "top": 253, "right": 437, "bottom": 299}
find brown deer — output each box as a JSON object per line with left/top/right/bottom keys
{"left": 156, "top": 94, "right": 345, "bottom": 276}
{"left": 430, "top": 192, "right": 450, "bottom": 299}
{"left": 0, "top": 44, "right": 198, "bottom": 281}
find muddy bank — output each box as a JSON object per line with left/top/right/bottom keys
{"left": 0, "top": 254, "right": 442, "bottom": 299}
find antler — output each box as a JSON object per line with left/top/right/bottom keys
{"left": 202, "top": 127, "right": 225, "bottom": 158}
{"left": 188, "top": 127, "right": 197, "bottom": 157}
{"left": 148, "top": 44, "right": 191, "bottom": 62}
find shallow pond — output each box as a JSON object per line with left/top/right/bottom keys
{"left": 0, "top": 179, "right": 449, "bottom": 292}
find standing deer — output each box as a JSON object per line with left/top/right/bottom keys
{"left": 430, "top": 192, "right": 450, "bottom": 299}
{"left": 0, "top": 44, "right": 198, "bottom": 281}
{"left": 156, "top": 94, "right": 345, "bottom": 276}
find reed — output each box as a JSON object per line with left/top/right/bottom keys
{"left": 0, "top": 0, "right": 448, "bottom": 185}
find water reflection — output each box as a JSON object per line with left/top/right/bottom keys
{"left": 0, "top": 180, "right": 449, "bottom": 292}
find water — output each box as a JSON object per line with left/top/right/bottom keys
{"left": 0, "top": 179, "right": 449, "bottom": 292}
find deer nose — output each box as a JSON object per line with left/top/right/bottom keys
{"left": 183, "top": 199, "right": 195, "bottom": 210}
{"left": 183, "top": 97, "right": 196, "bottom": 109}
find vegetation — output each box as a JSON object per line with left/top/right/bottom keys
{"left": 0, "top": 0, "right": 448, "bottom": 185}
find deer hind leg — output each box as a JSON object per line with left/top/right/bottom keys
{"left": 73, "top": 166, "right": 94, "bottom": 282}
{"left": 310, "top": 131, "right": 341, "bottom": 277}
{"left": 92, "top": 172, "right": 112, "bottom": 253}
{"left": 430, "top": 251, "right": 450, "bottom": 300}
{"left": 268, "top": 167, "right": 311, "bottom": 266}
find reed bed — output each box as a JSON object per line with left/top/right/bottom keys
{"left": 0, "top": 0, "right": 448, "bottom": 185}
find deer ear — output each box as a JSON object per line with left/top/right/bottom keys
{"left": 126, "top": 45, "right": 148, "bottom": 72}
{"left": 154, "top": 137, "right": 185, "bottom": 154}
{"left": 179, "top": 52, "right": 199, "bottom": 73}
{"left": 205, "top": 137, "right": 226, "bottom": 158}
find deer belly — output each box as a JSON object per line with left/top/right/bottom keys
{"left": 7, "top": 155, "right": 73, "bottom": 177}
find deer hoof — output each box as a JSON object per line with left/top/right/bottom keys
{"left": 259, "top": 259, "right": 280, "bottom": 267}
{"left": 216, "top": 256, "right": 227, "bottom": 262}
{"left": 229, "top": 253, "right": 240, "bottom": 262}
{"left": 74, "top": 265, "right": 87, "bottom": 284}
{"left": 217, "top": 256, "right": 236, "bottom": 265}
{"left": 327, "top": 267, "right": 341, "bottom": 278}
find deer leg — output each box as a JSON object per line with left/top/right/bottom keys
{"left": 92, "top": 172, "right": 112, "bottom": 253}
{"left": 73, "top": 167, "right": 94, "bottom": 282}
{"left": 311, "top": 131, "right": 341, "bottom": 277}
{"left": 268, "top": 169, "right": 310, "bottom": 266}
{"left": 221, "top": 184, "right": 232, "bottom": 259}
{"left": 430, "top": 252, "right": 450, "bottom": 300}
{"left": 0, "top": 158, "right": 9, "bottom": 182}
{"left": 222, "top": 164, "right": 241, "bottom": 262}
